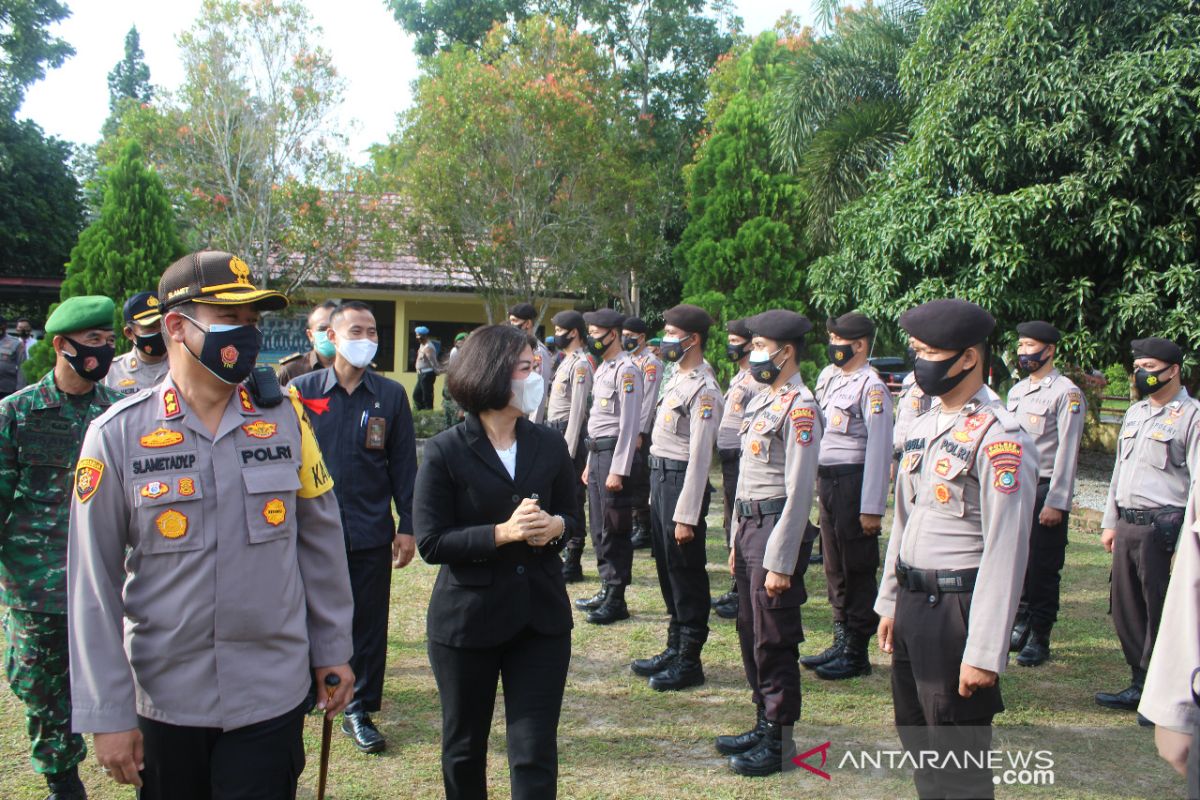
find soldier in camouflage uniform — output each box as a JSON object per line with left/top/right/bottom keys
{"left": 0, "top": 296, "right": 122, "bottom": 800}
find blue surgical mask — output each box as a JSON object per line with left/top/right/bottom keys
{"left": 313, "top": 329, "right": 335, "bottom": 358}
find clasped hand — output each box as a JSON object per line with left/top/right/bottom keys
{"left": 496, "top": 498, "right": 561, "bottom": 546}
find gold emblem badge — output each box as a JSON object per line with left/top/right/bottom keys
{"left": 155, "top": 509, "right": 188, "bottom": 539}
{"left": 147, "top": 296, "right": 159, "bottom": 307}
{"left": 163, "top": 388, "right": 181, "bottom": 418}
{"left": 140, "top": 481, "right": 169, "bottom": 499}
{"left": 229, "top": 255, "right": 252, "bottom": 285}
{"left": 935, "top": 457, "right": 951, "bottom": 476}
{"left": 119, "top": 378, "right": 137, "bottom": 387}
{"left": 220, "top": 344, "right": 239, "bottom": 368}
{"left": 263, "top": 498, "right": 287, "bottom": 527}
{"left": 140, "top": 427, "right": 184, "bottom": 448}
{"left": 241, "top": 421, "right": 278, "bottom": 439}
{"left": 749, "top": 439, "right": 763, "bottom": 456}
{"left": 177, "top": 478, "right": 196, "bottom": 497}
{"left": 934, "top": 483, "right": 951, "bottom": 504}
{"left": 952, "top": 430, "right": 972, "bottom": 443}
{"left": 75, "top": 458, "right": 105, "bottom": 503}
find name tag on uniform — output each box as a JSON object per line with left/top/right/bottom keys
{"left": 366, "top": 417, "right": 387, "bottom": 450}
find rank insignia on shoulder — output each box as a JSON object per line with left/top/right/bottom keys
{"left": 156, "top": 509, "right": 188, "bottom": 539}
{"left": 238, "top": 386, "right": 256, "bottom": 413}
{"left": 279, "top": 352, "right": 302, "bottom": 365}
{"left": 263, "top": 498, "right": 287, "bottom": 527}
{"left": 75, "top": 458, "right": 105, "bottom": 503}
{"left": 140, "top": 481, "right": 170, "bottom": 499}
{"left": 177, "top": 477, "right": 196, "bottom": 497}
{"left": 163, "top": 388, "right": 181, "bottom": 418}
{"left": 242, "top": 421, "right": 278, "bottom": 439}
{"left": 140, "top": 427, "right": 184, "bottom": 448}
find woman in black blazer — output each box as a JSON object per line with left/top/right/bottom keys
{"left": 414, "top": 324, "right": 579, "bottom": 800}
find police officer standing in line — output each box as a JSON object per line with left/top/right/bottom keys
{"left": 103, "top": 292, "right": 170, "bottom": 397}
{"left": 877, "top": 299, "right": 1035, "bottom": 799}
{"left": 276, "top": 299, "right": 338, "bottom": 386}
{"left": 804, "top": 312, "right": 893, "bottom": 681}
{"left": 413, "top": 325, "right": 442, "bottom": 411}
{"left": 631, "top": 305, "right": 722, "bottom": 692}
{"left": 508, "top": 303, "right": 555, "bottom": 424}
{"left": 716, "top": 310, "right": 822, "bottom": 777}
{"left": 0, "top": 314, "right": 28, "bottom": 398}
{"left": 575, "top": 309, "right": 643, "bottom": 625}
{"left": 546, "top": 310, "right": 594, "bottom": 583}
{"left": 621, "top": 317, "right": 661, "bottom": 550}
{"left": 68, "top": 251, "right": 355, "bottom": 798}
{"left": 0, "top": 296, "right": 121, "bottom": 800}
{"left": 712, "top": 318, "right": 762, "bottom": 620}
{"left": 1096, "top": 337, "right": 1200, "bottom": 716}
{"left": 1005, "top": 321, "right": 1086, "bottom": 667}
{"left": 893, "top": 362, "right": 931, "bottom": 470}
{"left": 290, "top": 301, "right": 417, "bottom": 755}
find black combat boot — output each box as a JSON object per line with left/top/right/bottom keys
{"left": 630, "top": 524, "right": 651, "bottom": 550}
{"left": 649, "top": 629, "right": 705, "bottom": 691}
{"left": 45, "top": 766, "right": 86, "bottom": 800}
{"left": 800, "top": 622, "right": 845, "bottom": 669}
{"left": 1096, "top": 667, "right": 1145, "bottom": 711}
{"left": 713, "top": 583, "right": 739, "bottom": 620}
{"left": 631, "top": 623, "right": 679, "bottom": 676}
{"left": 715, "top": 706, "right": 767, "bottom": 756}
{"left": 586, "top": 584, "right": 630, "bottom": 624}
{"left": 1016, "top": 626, "right": 1051, "bottom": 667}
{"left": 575, "top": 584, "right": 608, "bottom": 611}
{"left": 1010, "top": 611, "right": 1030, "bottom": 652}
{"left": 815, "top": 628, "right": 872, "bottom": 680}
{"left": 561, "top": 548, "right": 584, "bottom": 583}
{"left": 729, "top": 721, "right": 796, "bottom": 777}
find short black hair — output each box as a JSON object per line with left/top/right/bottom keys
{"left": 447, "top": 325, "right": 537, "bottom": 414}
{"left": 308, "top": 299, "right": 339, "bottom": 326}
{"left": 330, "top": 300, "right": 374, "bottom": 328}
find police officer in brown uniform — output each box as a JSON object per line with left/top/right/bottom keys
{"left": 715, "top": 310, "right": 822, "bottom": 777}
{"left": 877, "top": 299, "right": 1035, "bottom": 799}
{"left": 103, "top": 292, "right": 170, "bottom": 397}
{"left": 621, "top": 317, "right": 661, "bottom": 550}
{"left": 1096, "top": 337, "right": 1200, "bottom": 715}
{"left": 630, "top": 305, "right": 722, "bottom": 692}
{"left": 713, "top": 318, "right": 762, "bottom": 620}
{"left": 804, "top": 312, "right": 893, "bottom": 680}
{"left": 68, "top": 251, "right": 356, "bottom": 798}
{"left": 546, "top": 310, "right": 593, "bottom": 583}
{"left": 276, "top": 299, "right": 338, "bottom": 386}
{"left": 508, "top": 303, "right": 555, "bottom": 424}
{"left": 1005, "top": 321, "right": 1086, "bottom": 667}
{"left": 575, "top": 309, "right": 643, "bottom": 624}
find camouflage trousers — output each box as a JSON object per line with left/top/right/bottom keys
{"left": 4, "top": 609, "right": 85, "bottom": 775}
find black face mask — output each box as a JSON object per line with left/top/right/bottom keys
{"left": 17, "top": 330, "right": 30, "bottom": 340}
{"left": 1017, "top": 347, "right": 1049, "bottom": 374}
{"left": 556, "top": 332, "right": 574, "bottom": 349}
{"left": 660, "top": 337, "right": 692, "bottom": 363}
{"left": 913, "top": 350, "right": 970, "bottom": 397}
{"left": 136, "top": 332, "right": 167, "bottom": 358}
{"left": 62, "top": 337, "right": 115, "bottom": 382}
{"left": 622, "top": 335, "right": 639, "bottom": 352}
{"left": 587, "top": 330, "right": 615, "bottom": 359}
{"left": 182, "top": 315, "right": 262, "bottom": 385}
{"left": 1135, "top": 366, "right": 1174, "bottom": 399}
{"left": 726, "top": 341, "right": 747, "bottom": 362}
{"left": 749, "top": 347, "right": 786, "bottom": 385}
{"left": 828, "top": 343, "right": 855, "bottom": 367}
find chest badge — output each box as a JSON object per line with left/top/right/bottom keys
{"left": 155, "top": 509, "right": 188, "bottom": 539}
{"left": 935, "top": 457, "right": 951, "bottom": 477}
{"left": 934, "top": 483, "right": 951, "bottom": 504}
{"left": 749, "top": 439, "right": 763, "bottom": 457}
{"left": 831, "top": 413, "right": 844, "bottom": 427}
{"left": 119, "top": 378, "right": 137, "bottom": 387}
{"left": 242, "top": 421, "right": 278, "bottom": 439}
{"left": 140, "top": 481, "right": 169, "bottom": 499}
{"left": 140, "top": 427, "right": 184, "bottom": 448}
{"left": 753, "top": 419, "right": 767, "bottom": 432}
{"left": 263, "top": 498, "right": 287, "bottom": 527}
{"left": 952, "top": 430, "right": 973, "bottom": 443}
{"left": 177, "top": 477, "right": 196, "bottom": 497}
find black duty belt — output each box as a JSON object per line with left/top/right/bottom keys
{"left": 1118, "top": 507, "right": 1174, "bottom": 526}
{"left": 735, "top": 497, "right": 787, "bottom": 519}
{"left": 818, "top": 463, "right": 865, "bottom": 479}
{"left": 547, "top": 418, "right": 568, "bottom": 433}
{"left": 895, "top": 559, "right": 977, "bottom": 595}
{"left": 585, "top": 436, "right": 618, "bottom": 453}
{"left": 718, "top": 448, "right": 740, "bottom": 462}
{"left": 648, "top": 455, "right": 687, "bottom": 472}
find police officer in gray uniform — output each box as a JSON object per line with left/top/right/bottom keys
{"left": 894, "top": 367, "right": 931, "bottom": 465}
{"left": 1096, "top": 337, "right": 1200, "bottom": 715}
{"left": 630, "top": 305, "right": 722, "bottom": 692}
{"left": 546, "top": 310, "right": 593, "bottom": 583}
{"left": 103, "top": 292, "right": 170, "bottom": 397}
{"left": 877, "top": 299, "right": 1035, "bottom": 799}
{"left": 1005, "top": 321, "right": 1086, "bottom": 667}
{"left": 575, "top": 309, "right": 643, "bottom": 625}
{"left": 804, "top": 312, "right": 893, "bottom": 681}
{"left": 715, "top": 310, "right": 822, "bottom": 777}
{"left": 0, "top": 315, "right": 27, "bottom": 398}
{"left": 508, "top": 303, "right": 555, "bottom": 424}
{"left": 621, "top": 317, "right": 661, "bottom": 550}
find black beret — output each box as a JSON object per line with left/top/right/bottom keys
{"left": 747, "top": 309, "right": 812, "bottom": 341}
{"left": 899, "top": 299, "right": 995, "bottom": 350}
{"left": 622, "top": 316, "right": 647, "bottom": 334}
{"left": 1016, "top": 320, "right": 1060, "bottom": 344}
{"left": 727, "top": 318, "right": 751, "bottom": 339}
{"left": 663, "top": 304, "right": 713, "bottom": 334}
{"left": 508, "top": 302, "right": 537, "bottom": 321}
{"left": 827, "top": 312, "right": 875, "bottom": 340}
{"left": 583, "top": 308, "right": 625, "bottom": 329}
{"left": 1131, "top": 337, "right": 1183, "bottom": 366}
{"left": 551, "top": 310, "right": 585, "bottom": 332}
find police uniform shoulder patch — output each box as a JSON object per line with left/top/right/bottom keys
{"left": 1067, "top": 389, "right": 1082, "bottom": 414}
{"left": 699, "top": 394, "right": 714, "bottom": 419}
{"left": 645, "top": 364, "right": 657, "bottom": 383}
{"left": 985, "top": 440, "right": 1022, "bottom": 494}
{"left": 75, "top": 457, "right": 105, "bottom": 503}
{"left": 575, "top": 365, "right": 587, "bottom": 384}
{"left": 622, "top": 372, "right": 636, "bottom": 393}
{"left": 868, "top": 387, "right": 885, "bottom": 415}
{"left": 790, "top": 405, "right": 816, "bottom": 445}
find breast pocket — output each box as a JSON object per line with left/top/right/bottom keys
{"left": 1119, "top": 428, "right": 1138, "bottom": 460}
{"left": 1020, "top": 411, "right": 1046, "bottom": 436}
{"left": 595, "top": 388, "right": 618, "bottom": 417}
{"left": 658, "top": 398, "right": 685, "bottom": 434}
{"left": 1143, "top": 438, "right": 1170, "bottom": 471}
{"left": 134, "top": 474, "right": 205, "bottom": 555}
{"left": 826, "top": 405, "right": 851, "bottom": 434}
{"left": 16, "top": 448, "right": 72, "bottom": 505}
{"left": 927, "top": 477, "right": 967, "bottom": 518}
{"left": 747, "top": 434, "right": 772, "bottom": 463}
{"left": 241, "top": 464, "right": 301, "bottom": 544}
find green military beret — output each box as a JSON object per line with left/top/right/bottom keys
{"left": 45, "top": 296, "right": 115, "bottom": 335}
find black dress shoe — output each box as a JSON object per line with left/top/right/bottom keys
{"left": 575, "top": 585, "right": 608, "bottom": 611}
{"left": 1016, "top": 630, "right": 1050, "bottom": 667}
{"left": 712, "top": 588, "right": 737, "bottom": 608}
{"left": 45, "top": 767, "right": 86, "bottom": 800}
{"left": 1095, "top": 684, "right": 1142, "bottom": 711}
{"left": 1137, "top": 713, "right": 1154, "bottom": 728}
{"left": 716, "top": 708, "right": 767, "bottom": 756}
{"left": 729, "top": 722, "right": 796, "bottom": 777}
{"left": 1010, "top": 615, "right": 1030, "bottom": 652}
{"left": 713, "top": 595, "right": 739, "bottom": 620}
{"left": 342, "top": 712, "right": 387, "bottom": 753}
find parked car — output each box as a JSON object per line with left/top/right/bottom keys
{"left": 869, "top": 356, "right": 909, "bottom": 393}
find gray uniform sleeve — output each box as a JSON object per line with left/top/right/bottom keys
{"left": 639, "top": 359, "right": 660, "bottom": 434}
{"left": 610, "top": 362, "right": 642, "bottom": 477}
{"left": 764, "top": 399, "right": 823, "bottom": 576}
{"left": 674, "top": 387, "right": 722, "bottom": 526}
{"left": 963, "top": 427, "right": 1036, "bottom": 674}
{"left": 565, "top": 357, "right": 591, "bottom": 460}
{"left": 1046, "top": 387, "right": 1086, "bottom": 511}
{"left": 1101, "top": 409, "right": 1132, "bottom": 529}
{"left": 68, "top": 423, "right": 139, "bottom": 733}
{"left": 295, "top": 483, "right": 355, "bottom": 668}
{"left": 860, "top": 382, "right": 894, "bottom": 516}
{"left": 875, "top": 467, "right": 910, "bottom": 621}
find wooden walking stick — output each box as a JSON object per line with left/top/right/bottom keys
{"left": 316, "top": 673, "right": 341, "bottom": 800}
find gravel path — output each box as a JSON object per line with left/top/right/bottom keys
{"left": 1074, "top": 448, "right": 1115, "bottom": 512}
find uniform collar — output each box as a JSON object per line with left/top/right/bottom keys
{"left": 319, "top": 364, "right": 377, "bottom": 397}
{"left": 32, "top": 370, "right": 64, "bottom": 409}
{"left": 1023, "top": 368, "right": 1060, "bottom": 392}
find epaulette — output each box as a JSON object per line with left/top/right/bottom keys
{"left": 278, "top": 352, "right": 303, "bottom": 365}
{"left": 90, "top": 388, "right": 154, "bottom": 429}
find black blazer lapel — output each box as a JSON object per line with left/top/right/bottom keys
{"left": 513, "top": 418, "right": 541, "bottom": 488}
{"left": 463, "top": 413, "right": 517, "bottom": 485}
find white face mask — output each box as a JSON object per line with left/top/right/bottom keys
{"left": 337, "top": 337, "right": 378, "bottom": 369}
{"left": 511, "top": 372, "right": 545, "bottom": 415}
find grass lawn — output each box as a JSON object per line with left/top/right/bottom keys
{"left": 0, "top": 498, "right": 1187, "bottom": 798}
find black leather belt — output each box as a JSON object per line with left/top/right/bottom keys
{"left": 585, "top": 436, "right": 618, "bottom": 453}
{"left": 648, "top": 455, "right": 687, "bottom": 472}
{"left": 1118, "top": 507, "right": 1171, "bottom": 525}
{"left": 896, "top": 559, "right": 977, "bottom": 594}
{"left": 818, "top": 463, "right": 864, "bottom": 479}
{"left": 735, "top": 497, "right": 787, "bottom": 519}
{"left": 718, "top": 448, "right": 740, "bottom": 463}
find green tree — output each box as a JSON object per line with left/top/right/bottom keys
{"left": 23, "top": 140, "right": 185, "bottom": 379}
{"left": 107, "top": 25, "right": 152, "bottom": 112}
{"left": 814, "top": 0, "right": 1200, "bottom": 367}
{"left": 0, "top": 118, "right": 81, "bottom": 279}
{"left": 677, "top": 32, "right": 810, "bottom": 375}
{"left": 0, "top": 0, "right": 73, "bottom": 115}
